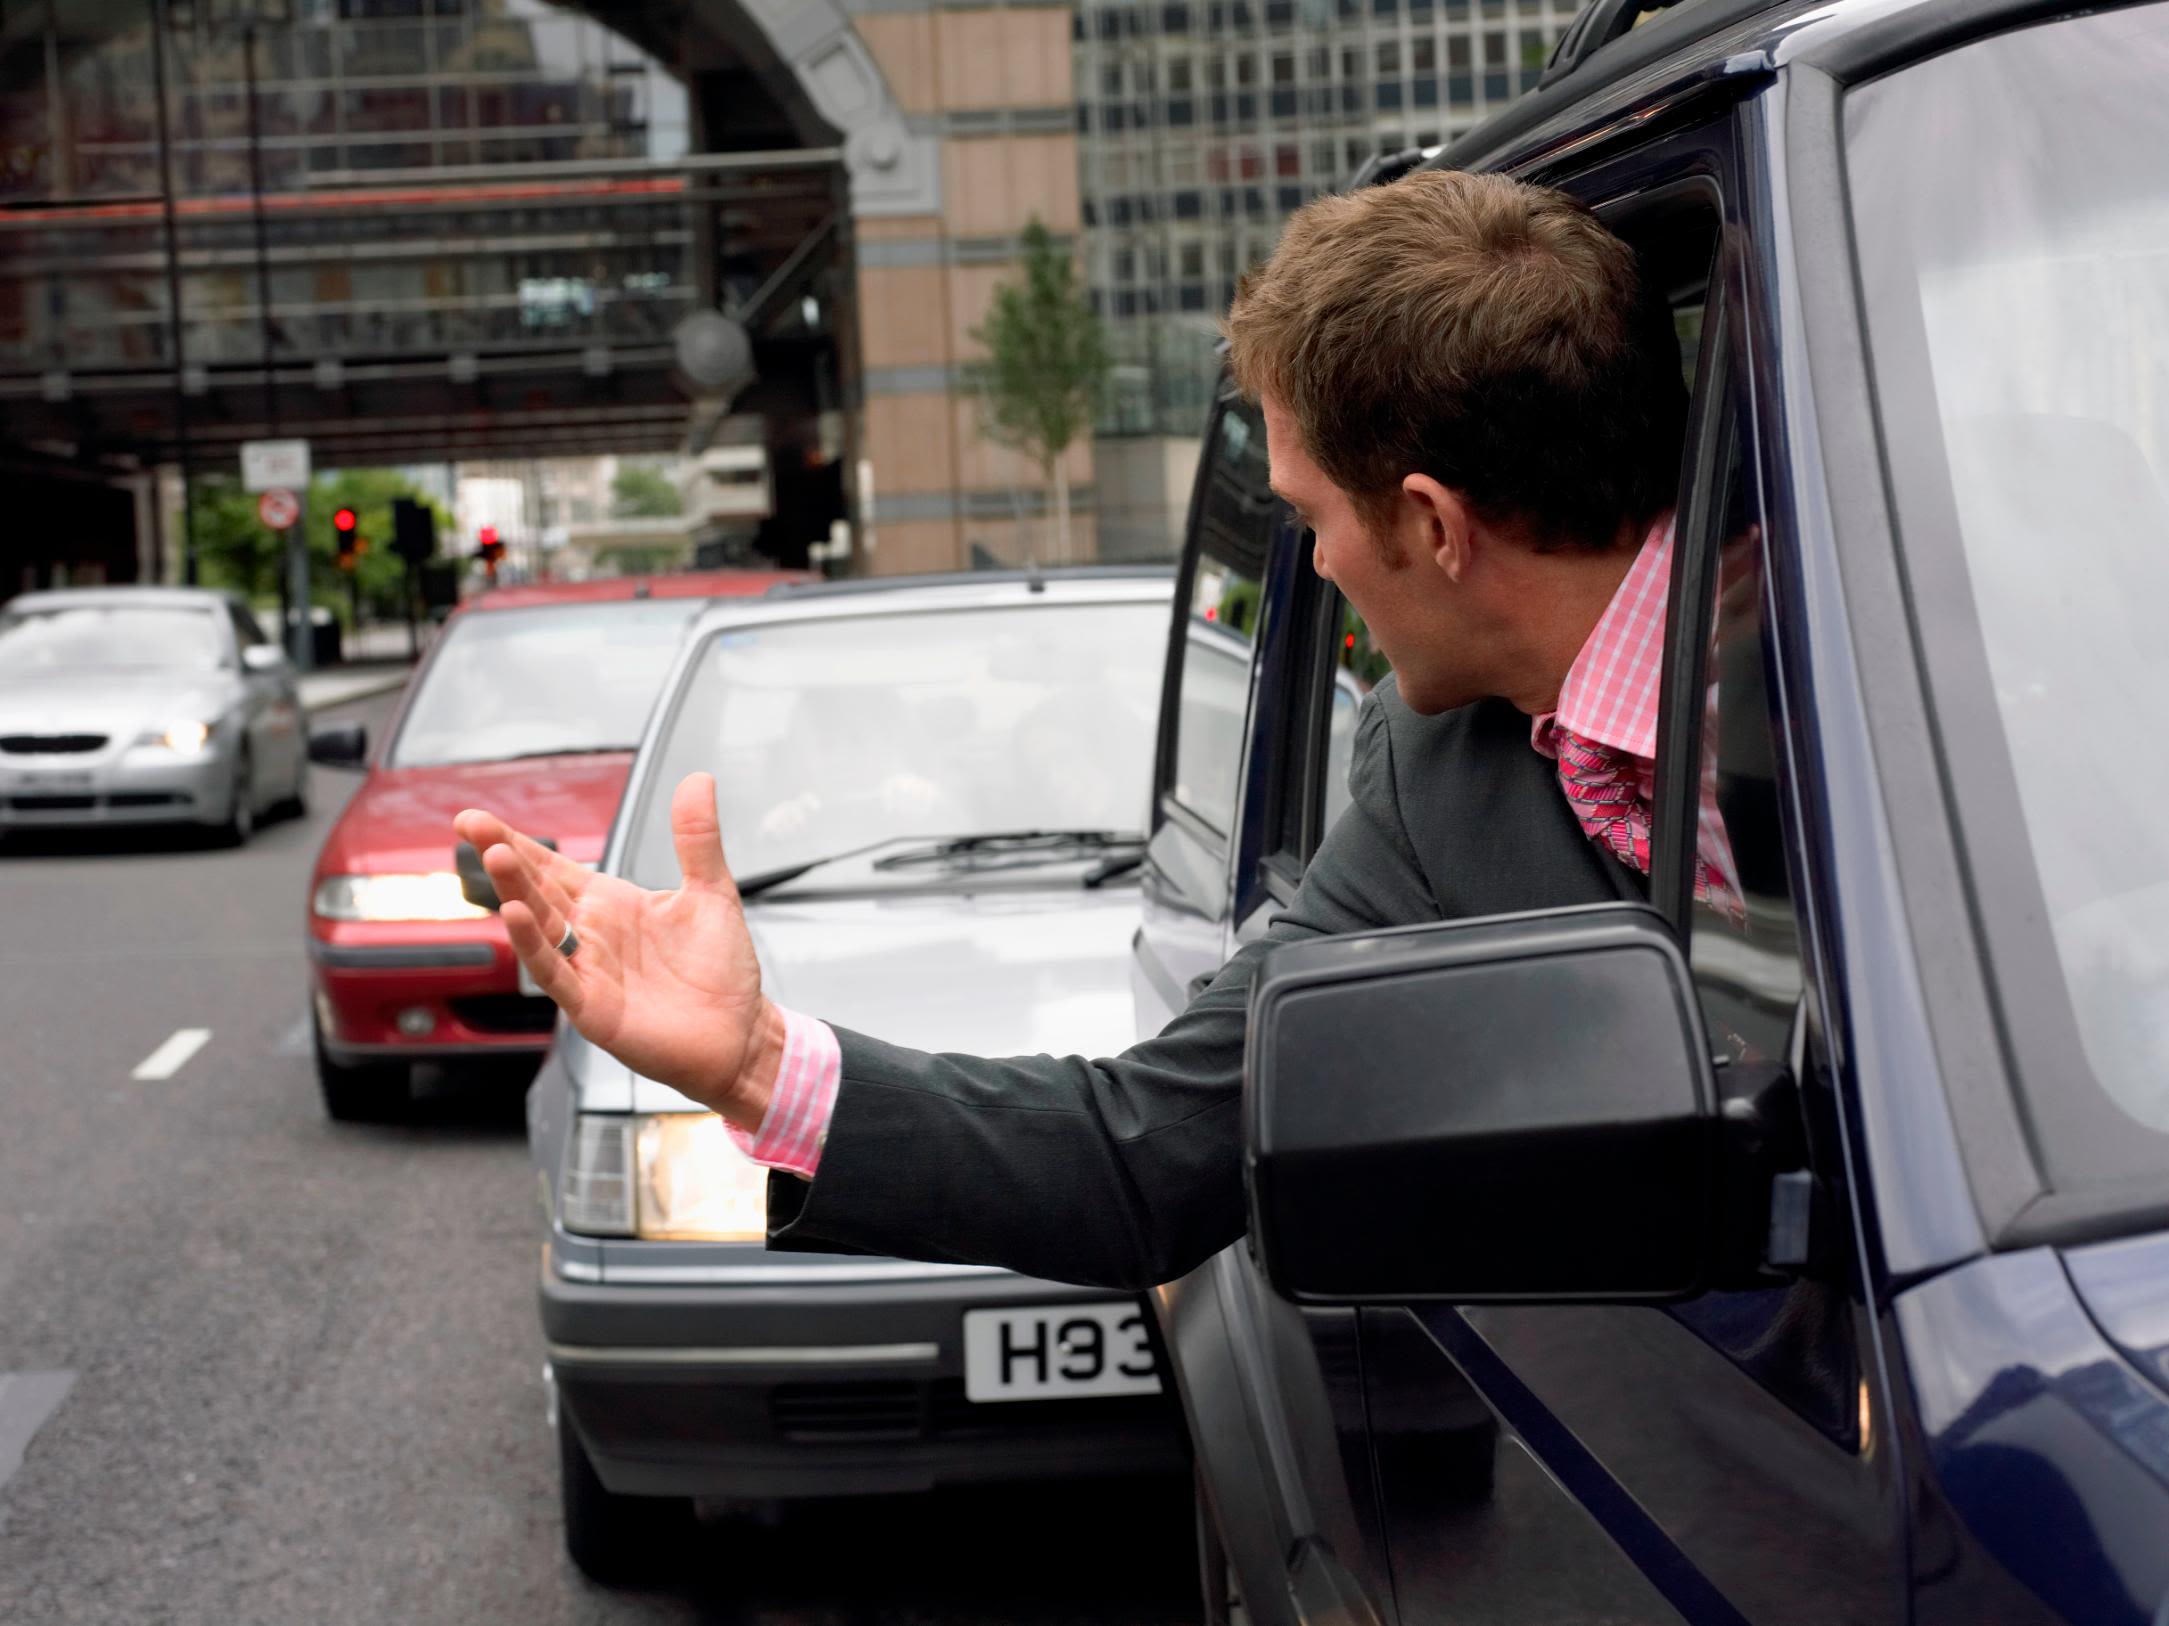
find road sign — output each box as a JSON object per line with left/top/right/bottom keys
{"left": 257, "top": 487, "right": 300, "bottom": 530}
{"left": 241, "top": 438, "right": 311, "bottom": 493}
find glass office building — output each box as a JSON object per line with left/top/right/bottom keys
{"left": 1075, "top": 0, "right": 1578, "bottom": 438}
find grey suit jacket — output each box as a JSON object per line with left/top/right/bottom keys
{"left": 768, "top": 676, "right": 1643, "bottom": 1289}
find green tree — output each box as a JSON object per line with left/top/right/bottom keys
{"left": 968, "top": 218, "right": 1109, "bottom": 564}
{"left": 190, "top": 469, "right": 452, "bottom": 627}
{"left": 612, "top": 462, "right": 682, "bottom": 518}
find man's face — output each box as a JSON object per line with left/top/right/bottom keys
{"left": 1261, "top": 393, "right": 1492, "bottom": 714}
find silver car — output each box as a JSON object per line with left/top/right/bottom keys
{"left": 525, "top": 567, "right": 1188, "bottom": 1582}
{"left": 0, "top": 586, "right": 308, "bottom": 844}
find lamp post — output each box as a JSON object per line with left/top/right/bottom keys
{"left": 173, "top": 0, "right": 300, "bottom": 650}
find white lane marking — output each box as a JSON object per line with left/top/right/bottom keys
{"left": 131, "top": 1027, "right": 211, "bottom": 1081}
{"left": 0, "top": 1371, "right": 75, "bottom": 1500}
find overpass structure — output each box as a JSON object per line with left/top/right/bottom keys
{"left": 1, "top": 0, "right": 1090, "bottom": 594}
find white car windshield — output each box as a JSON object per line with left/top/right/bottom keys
{"left": 0, "top": 604, "right": 225, "bottom": 672}
{"left": 622, "top": 598, "right": 1167, "bottom": 891}
{"left": 390, "top": 599, "right": 708, "bottom": 769}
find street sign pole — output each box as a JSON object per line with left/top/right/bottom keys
{"left": 286, "top": 500, "right": 312, "bottom": 671}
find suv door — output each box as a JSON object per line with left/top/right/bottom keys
{"left": 1146, "top": 391, "right": 1396, "bottom": 1626}
{"left": 1355, "top": 120, "right": 1907, "bottom": 1624}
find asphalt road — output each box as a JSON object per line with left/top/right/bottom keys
{"left": 0, "top": 687, "right": 1197, "bottom": 1626}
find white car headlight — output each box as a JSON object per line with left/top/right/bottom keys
{"left": 559, "top": 1111, "right": 767, "bottom": 1242}
{"left": 141, "top": 719, "right": 212, "bottom": 754}
{"left": 311, "top": 872, "right": 490, "bottom": 922}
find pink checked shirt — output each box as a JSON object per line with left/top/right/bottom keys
{"left": 733, "top": 514, "right": 1732, "bottom": 1179}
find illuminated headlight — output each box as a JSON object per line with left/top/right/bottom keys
{"left": 141, "top": 719, "right": 211, "bottom": 754}
{"left": 559, "top": 1111, "right": 767, "bottom": 1242}
{"left": 311, "top": 872, "right": 490, "bottom": 922}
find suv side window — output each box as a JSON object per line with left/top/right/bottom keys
{"left": 1319, "top": 599, "right": 1389, "bottom": 835}
{"left": 1686, "top": 426, "right": 1804, "bottom": 1063}
{"left": 1166, "top": 399, "right": 1272, "bottom": 836}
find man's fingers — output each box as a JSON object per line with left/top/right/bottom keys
{"left": 670, "top": 773, "right": 737, "bottom": 896}
{"left": 482, "top": 840, "right": 576, "bottom": 925}
{"left": 501, "top": 899, "right": 582, "bottom": 1013}
{"left": 455, "top": 807, "right": 591, "bottom": 899}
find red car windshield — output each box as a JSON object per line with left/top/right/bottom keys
{"left": 390, "top": 598, "right": 706, "bottom": 768}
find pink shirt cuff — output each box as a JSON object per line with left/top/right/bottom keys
{"left": 726, "top": 1006, "right": 839, "bottom": 1179}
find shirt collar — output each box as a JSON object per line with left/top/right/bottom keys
{"left": 1533, "top": 513, "right": 1674, "bottom": 761}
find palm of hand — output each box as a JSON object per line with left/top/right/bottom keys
{"left": 562, "top": 871, "right": 761, "bottom": 1096}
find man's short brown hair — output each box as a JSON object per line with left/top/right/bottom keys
{"left": 1227, "top": 169, "right": 1686, "bottom": 551}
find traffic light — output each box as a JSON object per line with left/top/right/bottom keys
{"left": 333, "top": 507, "right": 361, "bottom": 571}
{"left": 478, "top": 524, "right": 504, "bottom": 582}
{"left": 390, "top": 497, "right": 436, "bottom": 566}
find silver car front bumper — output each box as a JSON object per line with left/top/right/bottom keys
{"left": 0, "top": 750, "right": 235, "bottom": 828}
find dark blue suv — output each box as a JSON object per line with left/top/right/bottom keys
{"left": 1135, "top": 3, "right": 2169, "bottom": 1623}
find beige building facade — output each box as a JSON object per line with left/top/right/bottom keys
{"left": 788, "top": 1, "right": 1096, "bottom": 574}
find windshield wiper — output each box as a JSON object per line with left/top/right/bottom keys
{"left": 871, "top": 829, "right": 1146, "bottom": 875}
{"left": 735, "top": 831, "right": 1146, "bottom": 900}
{"left": 734, "top": 836, "right": 951, "bottom": 900}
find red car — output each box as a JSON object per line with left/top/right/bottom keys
{"left": 304, "top": 570, "right": 800, "bottom": 1120}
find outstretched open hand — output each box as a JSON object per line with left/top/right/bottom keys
{"left": 452, "top": 773, "right": 783, "bottom": 1129}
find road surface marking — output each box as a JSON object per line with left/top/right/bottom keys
{"left": 0, "top": 1371, "right": 74, "bottom": 1500}
{"left": 132, "top": 1028, "right": 211, "bottom": 1080}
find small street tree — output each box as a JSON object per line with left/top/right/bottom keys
{"left": 968, "top": 218, "right": 1109, "bottom": 564}
{"left": 611, "top": 461, "right": 682, "bottom": 518}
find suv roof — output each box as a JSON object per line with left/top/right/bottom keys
{"left": 1437, "top": 0, "right": 2080, "bottom": 176}
{"left": 5, "top": 584, "right": 240, "bottom": 611}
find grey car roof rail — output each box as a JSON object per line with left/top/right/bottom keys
{"left": 763, "top": 564, "right": 1174, "bottom": 600}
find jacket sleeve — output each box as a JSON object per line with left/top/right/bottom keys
{"left": 766, "top": 679, "right": 1440, "bottom": 1289}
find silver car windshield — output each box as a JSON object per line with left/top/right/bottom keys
{"left": 1849, "top": 5, "right": 2169, "bottom": 1179}
{"left": 622, "top": 599, "right": 1167, "bottom": 891}
{"left": 390, "top": 599, "right": 707, "bottom": 769}
{"left": 0, "top": 604, "right": 225, "bottom": 671}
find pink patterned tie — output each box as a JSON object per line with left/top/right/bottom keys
{"left": 1546, "top": 722, "right": 1724, "bottom": 906}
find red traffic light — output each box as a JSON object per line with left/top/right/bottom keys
{"left": 478, "top": 525, "right": 497, "bottom": 547}
{"left": 333, "top": 507, "right": 357, "bottom": 533}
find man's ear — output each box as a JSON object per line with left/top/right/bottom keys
{"left": 1402, "top": 474, "right": 1474, "bottom": 580}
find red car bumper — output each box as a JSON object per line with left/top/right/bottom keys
{"left": 309, "top": 919, "right": 556, "bottom": 1061}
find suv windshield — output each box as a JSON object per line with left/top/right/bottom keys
{"left": 0, "top": 603, "right": 225, "bottom": 671}
{"left": 1850, "top": 6, "right": 2169, "bottom": 1190}
{"left": 621, "top": 599, "right": 1166, "bottom": 892}
{"left": 390, "top": 598, "right": 707, "bottom": 769}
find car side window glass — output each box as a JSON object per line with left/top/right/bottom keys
{"left": 229, "top": 603, "right": 269, "bottom": 651}
{"left": 1320, "top": 595, "right": 1389, "bottom": 836}
{"left": 1169, "top": 401, "right": 1271, "bottom": 834}
{"left": 1686, "top": 429, "right": 1804, "bottom": 1064}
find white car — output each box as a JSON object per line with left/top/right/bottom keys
{"left": 0, "top": 586, "right": 307, "bottom": 844}
{"left": 523, "top": 567, "right": 1187, "bottom": 1582}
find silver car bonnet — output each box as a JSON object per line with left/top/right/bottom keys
{"left": 0, "top": 669, "right": 242, "bottom": 742}
{"left": 564, "top": 879, "right": 1145, "bottom": 1115}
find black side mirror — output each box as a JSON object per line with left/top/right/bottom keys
{"left": 307, "top": 721, "right": 368, "bottom": 769}
{"left": 1246, "top": 903, "right": 1718, "bottom": 1305}
{"left": 455, "top": 835, "right": 556, "bottom": 911}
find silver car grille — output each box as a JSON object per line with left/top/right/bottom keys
{"left": 0, "top": 733, "right": 108, "bottom": 755}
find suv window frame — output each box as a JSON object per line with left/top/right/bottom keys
{"left": 1153, "top": 387, "right": 1278, "bottom": 852}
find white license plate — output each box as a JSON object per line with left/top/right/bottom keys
{"left": 8, "top": 770, "right": 92, "bottom": 789}
{"left": 962, "top": 1303, "right": 1162, "bottom": 1403}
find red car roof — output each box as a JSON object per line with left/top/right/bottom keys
{"left": 465, "top": 569, "right": 809, "bottom": 612}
